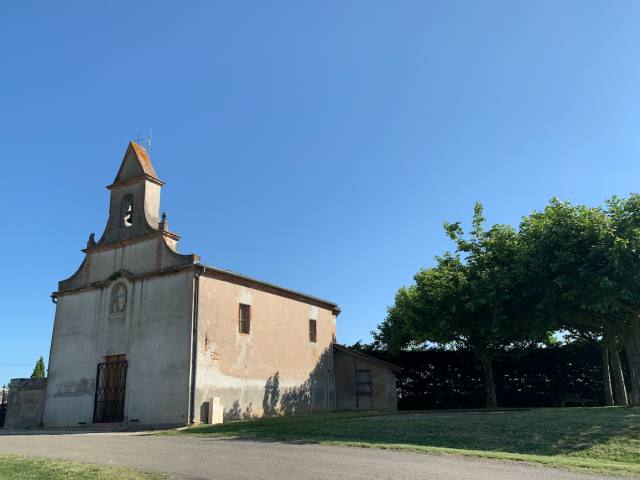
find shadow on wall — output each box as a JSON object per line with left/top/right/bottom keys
{"left": 225, "top": 343, "right": 334, "bottom": 421}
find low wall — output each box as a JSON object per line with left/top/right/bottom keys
{"left": 5, "top": 378, "right": 47, "bottom": 429}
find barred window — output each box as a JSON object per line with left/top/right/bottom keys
{"left": 309, "top": 319, "right": 317, "bottom": 343}
{"left": 239, "top": 304, "right": 251, "bottom": 334}
{"left": 356, "top": 370, "right": 372, "bottom": 396}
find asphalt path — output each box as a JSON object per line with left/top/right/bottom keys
{"left": 0, "top": 431, "right": 619, "bottom": 480}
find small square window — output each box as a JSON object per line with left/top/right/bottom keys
{"left": 309, "top": 319, "right": 317, "bottom": 343}
{"left": 239, "top": 304, "right": 251, "bottom": 334}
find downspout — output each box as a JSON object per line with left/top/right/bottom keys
{"left": 189, "top": 266, "right": 206, "bottom": 424}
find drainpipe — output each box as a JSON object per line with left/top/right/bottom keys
{"left": 189, "top": 266, "right": 206, "bottom": 424}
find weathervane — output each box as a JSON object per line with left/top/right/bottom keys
{"left": 147, "top": 127, "right": 152, "bottom": 157}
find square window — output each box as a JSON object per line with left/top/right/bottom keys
{"left": 239, "top": 304, "right": 251, "bottom": 334}
{"left": 309, "top": 319, "right": 317, "bottom": 343}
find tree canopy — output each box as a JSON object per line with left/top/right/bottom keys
{"left": 30, "top": 356, "right": 45, "bottom": 379}
{"left": 518, "top": 195, "right": 640, "bottom": 405}
{"left": 376, "top": 195, "right": 640, "bottom": 407}
{"left": 375, "top": 203, "right": 555, "bottom": 407}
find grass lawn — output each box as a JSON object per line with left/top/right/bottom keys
{"left": 0, "top": 453, "right": 166, "bottom": 480}
{"left": 166, "top": 407, "right": 640, "bottom": 477}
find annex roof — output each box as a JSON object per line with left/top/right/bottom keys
{"left": 332, "top": 343, "right": 403, "bottom": 373}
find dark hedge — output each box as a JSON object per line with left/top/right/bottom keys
{"left": 369, "top": 344, "right": 630, "bottom": 410}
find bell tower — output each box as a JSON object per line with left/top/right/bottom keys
{"left": 56, "top": 141, "right": 199, "bottom": 293}
{"left": 97, "top": 142, "right": 164, "bottom": 244}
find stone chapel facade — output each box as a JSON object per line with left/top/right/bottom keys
{"left": 43, "top": 142, "right": 399, "bottom": 428}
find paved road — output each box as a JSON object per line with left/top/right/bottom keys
{"left": 0, "top": 431, "right": 618, "bottom": 480}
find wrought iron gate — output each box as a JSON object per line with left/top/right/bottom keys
{"left": 93, "top": 361, "right": 127, "bottom": 423}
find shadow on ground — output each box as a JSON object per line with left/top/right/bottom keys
{"left": 173, "top": 407, "right": 640, "bottom": 465}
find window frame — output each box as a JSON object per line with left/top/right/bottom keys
{"left": 239, "top": 303, "right": 251, "bottom": 335}
{"left": 309, "top": 319, "right": 317, "bottom": 343}
{"left": 355, "top": 369, "right": 372, "bottom": 396}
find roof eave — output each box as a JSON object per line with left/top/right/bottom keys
{"left": 196, "top": 263, "right": 339, "bottom": 311}
{"left": 332, "top": 343, "right": 403, "bottom": 373}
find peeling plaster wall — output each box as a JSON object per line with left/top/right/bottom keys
{"left": 333, "top": 350, "right": 398, "bottom": 411}
{"left": 193, "top": 277, "right": 337, "bottom": 422}
{"left": 44, "top": 272, "right": 194, "bottom": 428}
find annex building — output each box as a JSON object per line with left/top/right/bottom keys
{"left": 35, "top": 142, "right": 401, "bottom": 429}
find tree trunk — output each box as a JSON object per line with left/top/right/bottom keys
{"left": 601, "top": 346, "right": 614, "bottom": 406}
{"left": 622, "top": 321, "right": 640, "bottom": 406}
{"left": 610, "top": 349, "right": 629, "bottom": 406}
{"left": 477, "top": 353, "right": 498, "bottom": 408}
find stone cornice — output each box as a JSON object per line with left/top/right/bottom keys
{"left": 53, "top": 265, "right": 197, "bottom": 298}
{"left": 83, "top": 230, "right": 180, "bottom": 254}
{"left": 106, "top": 174, "right": 165, "bottom": 191}
{"left": 53, "top": 263, "right": 341, "bottom": 315}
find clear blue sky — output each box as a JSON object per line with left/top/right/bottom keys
{"left": 1, "top": 1, "right": 639, "bottom": 384}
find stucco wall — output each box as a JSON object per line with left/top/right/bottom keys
{"left": 88, "top": 239, "right": 158, "bottom": 282}
{"left": 334, "top": 350, "right": 398, "bottom": 411}
{"left": 44, "top": 272, "right": 194, "bottom": 428}
{"left": 5, "top": 378, "right": 47, "bottom": 429}
{"left": 193, "top": 276, "right": 338, "bottom": 422}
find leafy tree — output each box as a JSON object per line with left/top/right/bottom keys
{"left": 30, "top": 356, "right": 45, "bottom": 379}
{"left": 375, "top": 204, "right": 554, "bottom": 407}
{"left": 609, "top": 336, "right": 629, "bottom": 406}
{"left": 563, "top": 327, "right": 615, "bottom": 406}
{"left": 562, "top": 322, "right": 629, "bottom": 406}
{"left": 518, "top": 196, "right": 640, "bottom": 405}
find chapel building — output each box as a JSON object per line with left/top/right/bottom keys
{"left": 43, "top": 142, "right": 400, "bottom": 428}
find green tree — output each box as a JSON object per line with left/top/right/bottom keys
{"left": 376, "top": 203, "right": 554, "bottom": 407}
{"left": 518, "top": 196, "right": 640, "bottom": 405}
{"left": 563, "top": 327, "right": 616, "bottom": 406}
{"left": 30, "top": 356, "right": 45, "bottom": 379}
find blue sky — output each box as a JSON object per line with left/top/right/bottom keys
{"left": 1, "top": 1, "right": 639, "bottom": 383}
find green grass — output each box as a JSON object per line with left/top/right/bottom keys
{"left": 0, "top": 453, "right": 167, "bottom": 479}
{"left": 166, "top": 407, "right": 640, "bottom": 477}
